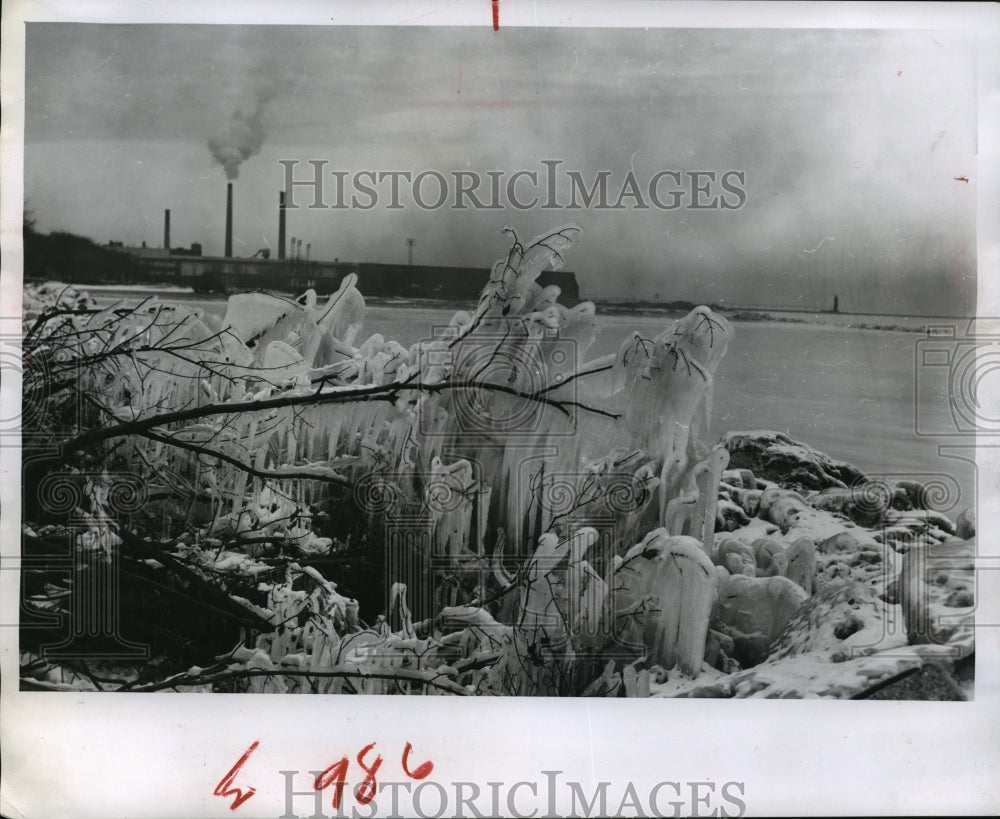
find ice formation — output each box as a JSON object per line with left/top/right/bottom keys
{"left": 20, "top": 227, "right": 975, "bottom": 697}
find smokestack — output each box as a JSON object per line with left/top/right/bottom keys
{"left": 164, "top": 209, "right": 171, "bottom": 251}
{"left": 225, "top": 182, "right": 233, "bottom": 257}
{"left": 306, "top": 242, "right": 311, "bottom": 263}
{"left": 278, "top": 192, "right": 286, "bottom": 260}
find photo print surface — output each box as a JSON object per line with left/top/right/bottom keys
{"left": 17, "top": 20, "right": 981, "bottom": 701}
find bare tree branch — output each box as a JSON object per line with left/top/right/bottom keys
{"left": 140, "top": 428, "right": 352, "bottom": 488}
{"left": 61, "top": 376, "right": 620, "bottom": 456}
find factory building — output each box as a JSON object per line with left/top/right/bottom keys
{"left": 106, "top": 192, "right": 581, "bottom": 304}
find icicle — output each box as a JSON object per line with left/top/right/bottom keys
{"left": 313, "top": 273, "right": 366, "bottom": 345}
{"left": 614, "top": 530, "right": 717, "bottom": 676}
{"left": 694, "top": 445, "right": 730, "bottom": 556}
{"left": 426, "top": 456, "right": 476, "bottom": 557}
{"left": 222, "top": 291, "right": 299, "bottom": 345}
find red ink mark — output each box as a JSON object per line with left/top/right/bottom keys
{"left": 316, "top": 742, "right": 435, "bottom": 809}
{"left": 931, "top": 36, "right": 942, "bottom": 47}
{"left": 214, "top": 741, "right": 260, "bottom": 811}
{"left": 355, "top": 742, "right": 384, "bottom": 805}
{"left": 954, "top": 176, "right": 970, "bottom": 183}
{"left": 402, "top": 742, "right": 434, "bottom": 780}
{"left": 492, "top": 0, "right": 499, "bottom": 31}
{"left": 897, "top": 70, "right": 902, "bottom": 78}
{"left": 315, "top": 757, "right": 349, "bottom": 810}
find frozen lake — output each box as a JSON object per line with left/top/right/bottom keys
{"left": 363, "top": 305, "right": 974, "bottom": 513}
{"left": 91, "top": 289, "right": 976, "bottom": 517}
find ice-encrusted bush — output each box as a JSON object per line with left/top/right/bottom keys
{"left": 22, "top": 225, "right": 743, "bottom": 694}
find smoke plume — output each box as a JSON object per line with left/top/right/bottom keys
{"left": 208, "top": 88, "right": 275, "bottom": 180}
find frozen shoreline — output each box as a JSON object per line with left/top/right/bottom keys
{"left": 20, "top": 279, "right": 976, "bottom": 698}
{"left": 90, "top": 284, "right": 956, "bottom": 333}
{"left": 76, "top": 283, "right": 959, "bottom": 333}
{"left": 62, "top": 282, "right": 197, "bottom": 294}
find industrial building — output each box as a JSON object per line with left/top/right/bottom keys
{"left": 105, "top": 187, "right": 581, "bottom": 304}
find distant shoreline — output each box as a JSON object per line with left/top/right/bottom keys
{"left": 614, "top": 304, "right": 976, "bottom": 333}
{"left": 43, "top": 281, "right": 962, "bottom": 333}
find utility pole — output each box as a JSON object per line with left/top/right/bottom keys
{"left": 406, "top": 238, "right": 416, "bottom": 266}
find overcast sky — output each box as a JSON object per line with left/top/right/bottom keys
{"left": 24, "top": 23, "right": 979, "bottom": 314}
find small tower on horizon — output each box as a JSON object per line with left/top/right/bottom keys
{"left": 833, "top": 294, "right": 840, "bottom": 314}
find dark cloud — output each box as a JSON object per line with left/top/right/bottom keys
{"left": 24, "top": 24, "right": 978, "bottom": 315}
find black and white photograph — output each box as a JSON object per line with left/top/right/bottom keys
{"left": 2, "top": 1, "right": 999, "bottom": 816}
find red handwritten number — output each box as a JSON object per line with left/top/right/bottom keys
{"left": 214, "top": 740, "right": 260, "bottom": 811}
{"left": 315, "top": 757, "right": 349, "bottom": 810}
{"left": 402, "top": 742, "right": 434, "bottom": 780}
{"left": 355, "top": 742, "right": 384, "bottom": 805}
{"left": 315, "top": 741, "right": 433, "bottom": 808}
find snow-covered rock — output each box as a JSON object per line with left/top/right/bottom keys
{"left": 722, "top": 430, "right": 867, "bottom": 491}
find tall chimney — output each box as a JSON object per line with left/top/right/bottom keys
{"left": 278, "top": 191, "right": 286, "bottom": 260}
{"left": 164, "top": 209, "right": 171, "bottom": 251}
{"left": 225, "top": 182, "right": 233, "bottom": 257}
